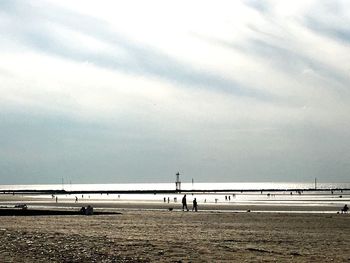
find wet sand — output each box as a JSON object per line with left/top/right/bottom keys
{"left": 0, "top": 210, "right": 349, "bottom": 262}
{"left": 1, "top": 194, "right": 348, "bottom": 213}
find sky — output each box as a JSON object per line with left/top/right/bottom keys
{"left": 0, "top": 0, "right": 350, "bottom": 184}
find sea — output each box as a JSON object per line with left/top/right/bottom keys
{"left": 0, "top": 182, "right": 349, "bottom": 211}
{"left": 1, "top": 181, "right": 350, "bottom": 191}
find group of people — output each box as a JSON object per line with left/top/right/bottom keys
{"left": 80, "top": 205, "right": 94, "bottom": 215}
{"left": 181, "top": 194, "right": 198, "bottom": 212}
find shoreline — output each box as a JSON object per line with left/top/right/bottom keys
{"left": 1, "top": 194, "right": 348, "bottom": 214}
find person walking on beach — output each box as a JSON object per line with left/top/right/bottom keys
{"left": 192, "top": 198, "right": 198, "bottom": 212}
{"left": 182, "top": 194, "right": 189, "bottom": 211}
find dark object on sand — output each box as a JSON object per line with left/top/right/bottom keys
{"left": 182, "top": 194, "right": 189, "bottom": 211}
{"left": 14, "top": 204, "right": 28, "bottom": 210}
{"left": 168, "top": 208, "right": 173, "bottom": 211}
{"left": 79, "top": 205, "right": 94, "bottom": 215}
{"left": 341, "top": 204, "right": 348, "bottom": 213}
{"left": 0, "top": 208, "right": 121, "bottom": 216}
{"left": 192, "top": 198, "right": 198, "bottom": 212}
{"left": 86, "top": 205, "right": 94, "bottom": 215}
{"left": 80, "top": 207, "right": 86, "bottom": 215}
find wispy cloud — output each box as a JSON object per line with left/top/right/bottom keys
{"left": 0, "top": 0, "right": 350, "bottom": 183}
{"left": 304, "top": 0, "right": 350, "bottom": 44}
{"left": 0, "top": 0, "right": 271, "bottom": 99}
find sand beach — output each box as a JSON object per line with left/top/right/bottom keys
{"left": 0, "top": 197, "right": 349, "bottom": 262}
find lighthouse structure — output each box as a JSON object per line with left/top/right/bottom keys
{"left": 175, "top": 172, "right": 181, "bottom": 192}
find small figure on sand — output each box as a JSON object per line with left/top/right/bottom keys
{"left": 79, "top": 206, "right": 94, "bottom": 215}
{"left": 182, "top": 194, "right": 189, "bottom": 211}
{"left": 341, "top": 204, "right": 348, "bottom": 214}
{"left": 192, "top": 198, "right": 198, "bottom": 212}
{"left": 75, "top": 196, "right": 78, "bottom": 203}
{"left": 86, "top": 205, "right": 94, "bottom": 215}
{"left": 80, "top": 206, "right": 86, "bottom": 215}
{"left": 55, "top": 196, "right": 58, "bottom": 203}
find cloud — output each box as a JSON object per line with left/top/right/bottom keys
{"left": 0, "top": 0, "right": 272, "bottom": 100}
{"left": 0, "top": 0, "right": 350, "bottom": 183}
{"left": 304, "top": 0, "right": 350, "bottom": 44}
{"left": 244, "top": 0, "right": 271, "bottom": 13}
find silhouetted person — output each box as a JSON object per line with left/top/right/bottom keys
{"left": 75, "top": 196, "right": 78, "bottom": 203}
{"left": 167, "top": 197, "right": 170, "bottom": 203}
{"left": 80, "top": 206, "right": 86, "bottom": 215}
{"left": 192, "top": 198, "right": 198, "bottom": 212}
{"left": 341, "top": 204, "right": 348, "bottom": 213}
{"left": 86, "top": 205, "right": 93, "bottom": 215}
{"left": 182, "top": 194, "right": 189, "bottom": 211}
{"left": 55, "top": 196, "right": 58, "bottom": 203}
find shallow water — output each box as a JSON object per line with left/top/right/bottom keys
{"left": 1, "top": 182, "right": 349, "bottom": 211}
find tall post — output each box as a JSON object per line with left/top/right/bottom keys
{"left": 175, "top": 172, "right": 181, "bottom": 192}
{"left": 314, "top": 177, "right": 317, "bottom": 190}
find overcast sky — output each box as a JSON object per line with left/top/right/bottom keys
{"left": 0, "top": 0, "right": 349, "bottom": 184}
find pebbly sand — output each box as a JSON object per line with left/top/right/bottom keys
{"left": 0, "top": 207, "right": 349, "bottom": 262}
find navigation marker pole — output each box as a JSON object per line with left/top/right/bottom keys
{"left": 175, "top": 172, "right": 181, "bottom": 192}
{"left": 314, "top": 177, "right": 317, "bottom": 190}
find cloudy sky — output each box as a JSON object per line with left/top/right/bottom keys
{"left": 0, "top": 0, "right": 349, "bottom": 184}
